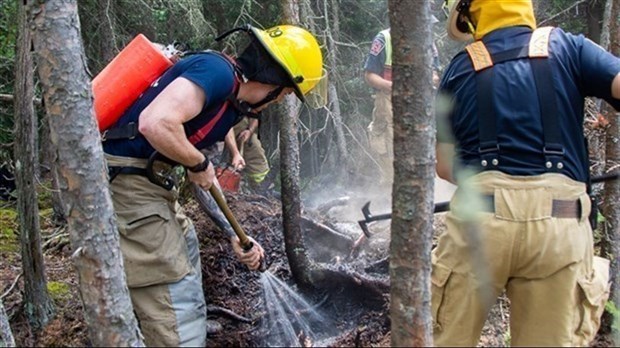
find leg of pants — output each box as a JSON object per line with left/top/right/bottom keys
{"left": 130, "top": 225, "right": 207, "bottom": 347}
{"left": 431, "top": 172, "right": 610, "bottom": 347}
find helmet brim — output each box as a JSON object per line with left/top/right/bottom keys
{"left": 248, "top": 26, "right": 305, "bottom": 102}
{"left": 447, "top": 0, "right": 474, "bottom": 42}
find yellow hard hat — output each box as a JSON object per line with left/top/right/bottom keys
{"left": 444, "top": 0, "right": 536, "bottom": 42}
{"left": 249, "top": 25, "right": 325, "bottom": 104}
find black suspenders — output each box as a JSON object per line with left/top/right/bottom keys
{"left": 465, "top": 27, "right": 565, "bottom": 173}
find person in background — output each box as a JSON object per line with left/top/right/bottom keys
{"left": 227, "top": 116, "right": 272, "bottom": 194}
{"left": 433, "top": 0, "right": 619, "bottom": 345}
{"left": 364, "top": 15, "right": 441, "bottom": 184}
{"left": 101, "top": 24, "right": 324, "bottom": 346}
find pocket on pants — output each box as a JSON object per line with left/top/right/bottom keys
{"left": 574, "top": 257, "right": 610, "bottom": 345}
{"left": 118, "top": 202, "right": 191, "bottom": 288}
{"left": 431, "top": 261, "right": 453, "bottom": 331}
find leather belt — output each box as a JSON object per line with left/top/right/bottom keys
{"left": 483, "top": 195, "right": 581, "bottom": 219}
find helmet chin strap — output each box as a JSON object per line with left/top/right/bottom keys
{"left": 229, "top": 86, "right": 285, "bottom": 119}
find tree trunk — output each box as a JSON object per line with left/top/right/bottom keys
{"left": 278, "top": 97, "right": 314, "bottom": 286}
{"left": 14, "top": 0, "right": 55, "bottom": 331}
{"left": 277, "top": 0, "right": 314, "bottom": 287}
{"left": 27, "top": 0, "right": 143, "bottom": 346}
{"left": 587, "top": 0, "right": 604, "bottom": 43}
{"left": 0, "top": 299, "right": 15, "bottom": 347}
{"left": 601, "top": 0, "right": 620, "bottom": 342}
{"left": 95, "top": 0, "right": 117, "bottom": 72}
{"left": 324, "top": 0, "right": 349, "bottom": 181}
{"left": 39, "top": 117, "right": 67, "bottom": 225}
{"left": 389, "top": 0, "right": 435, "bottom": 346}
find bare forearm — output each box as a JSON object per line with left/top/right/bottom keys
{"left": 613, "top": 73, "right": 620, "bottom": 99}
{"left": 365, "top": 71, "right": 392, "bottom": 92}
{"left": 140, "top": 117, "right": 205, "bottom": 166}
{"left": 247, "top": 118, "right": 259, "bottom": 134}
{"left": 436, "top": 143, "right": 456, "bottom": 184}
{"left": 224, "top": 129, "right": 240, "bottom": 157}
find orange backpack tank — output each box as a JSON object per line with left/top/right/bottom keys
{"left": 92, "top": 34, "right": 173, "bottom": 131}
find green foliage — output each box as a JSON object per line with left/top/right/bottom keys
{"left": 0, "top": 0, "right": 16, "bottom": 162}
{"left": 503, "top": 329, "right": 511, "bottom": 346}
{"left": 542, "top": 0, "right": 588, "bottom": 33}
{"left": 606, "top": 300, "right": 620, "bottom": 333}
{"left": 0, "top": 0, "right": 17, "bottom": 72}
{"left": 0, "top": 208, "right": 18, "bottom": 253}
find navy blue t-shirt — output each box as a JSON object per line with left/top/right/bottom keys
{"left": 437, "top": 27, "right": 620, "bottom": 183}
{"left": 103, "top": 52, "right": 240, "bottom": 159}
{"left": 363, "top": 29, "right": 440, "bottom": 81}
{"left": 364, "top": 32, "right": 389, "bottom": 78}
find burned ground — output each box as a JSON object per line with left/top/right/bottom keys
{"left": 1, "top": 188, "right": 614, "bottom": 347}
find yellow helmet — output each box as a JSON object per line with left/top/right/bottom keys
{"left": 444, "top": 0, "right": 536, "bottom": 42}
{"left": 249, "top": 25, "right": 324, "bottom": 103}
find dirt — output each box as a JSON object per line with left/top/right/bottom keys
{"left": 0, "top": 187, "right": 614, "bottom": 347}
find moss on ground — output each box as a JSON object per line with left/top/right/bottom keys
{"left": 0, "top": 208, "right": 18, "bottom": 253}
{"left": 47, "top": 281, "right": 71, "bottom": 303}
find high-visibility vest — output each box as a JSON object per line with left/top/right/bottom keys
{"left": 380, "top": 29, "right": 392, "bottom": 67}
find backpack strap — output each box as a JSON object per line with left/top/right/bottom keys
{"left": 101, "top": 51, "right": 241, "bottom": 145}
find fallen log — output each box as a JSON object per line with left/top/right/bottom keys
{"left": 308, "top": 262, "right": 389, "bottom": 301}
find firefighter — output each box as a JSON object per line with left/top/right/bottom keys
{"left": 364, "top": 16, "right": 440, "bottom": 184}
{"left": 101, "top": 25, "right": 324, "bottom": 346}
{"left": 229, "top": 116, "right": 272, "bottom": 194}
{"left": 433, "top": 0, "right": 620, "bottom": 346}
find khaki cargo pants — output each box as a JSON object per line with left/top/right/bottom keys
{"left": 106, "top": 154, "right": 207, "bottom": 347}
{"left": 367, "top": 91, "right": 394, "bottom": 183}
{"left": 233, "top": 117, "right": 269, "bottom": 184}
{"left": 432, "top": 171, "right": 610, "bottom": 347}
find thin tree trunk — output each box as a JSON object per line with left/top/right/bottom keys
{"left": 279, "top": 99, "right": 313, "bottom": 286}
{"left": 27, "top": 0, "right": 143, "bottom": 345}
{"left": 389, "top": 0, "right": 435, "bottom": 345}
{"left": 0, "top": 299, "right": 15, "bottom": 347}
{"left": 278, "top": 0, "right": 314, "bottom": 287}
{"left": 39, "top": 117, "right": 67, "bottom": 225}
{"left": 587, "top": 0, "right": 604, "bottom": 43}
{"left": 14, "top": 0, "right": 55, "bottom": 331}
{"left": 324, "top": 0, "right": 349, "bottom": 180}
{"left": 95, "top": 0, "right": 117, "bottom": 72}
{"left": 601, "top": 1, "right": 620, "bottom": 344}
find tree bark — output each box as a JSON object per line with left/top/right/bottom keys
{"left": 278, "top": 0, "right": 314, "bottom": 287}
{"left": 14, "top": 0, "right": 55, "bottom": 331}
{"left": 587, "top": 0, "right": 605, "bottom": 43}
{"left": 389, "top": 0, "right": 435, "bottom": 346}
{"left": 39, "top": 116, "right": 67, "bottom": 225}
{"left": 0, "top": 299, "right": 15, "bottom": 347}
{"left": 601, "top": 0, "right": 620, "bottom": 341}
{"left": 27, "top": 0, "right": 143, "bottom": 346}
{"left": 324, "top": 0, "right": 349, "bottom": 181}
{"left": 95, "top": 0, "right": 117, "bottom": 72}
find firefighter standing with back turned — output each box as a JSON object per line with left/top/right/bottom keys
{"left": 434, "top": 0, "right": 620, "bottom": 346}
{"left": 101, "top": 25, "right": 324, "bottom": 346}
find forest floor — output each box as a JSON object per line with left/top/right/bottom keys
{"left": 0, "top": 183, "right": 615, "bottom": 347}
